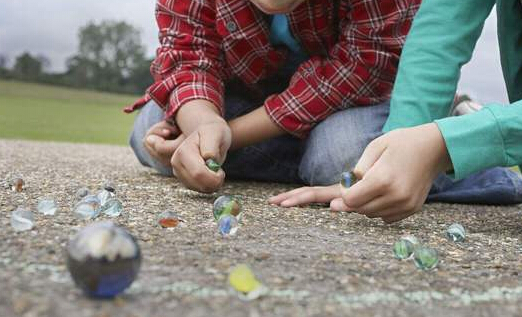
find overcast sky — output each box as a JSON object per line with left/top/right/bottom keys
{"left": 0, "top": 1, "right": 508, "bottom": 104}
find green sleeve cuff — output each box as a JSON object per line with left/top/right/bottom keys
{"left": 435, "top": 108, "right": 507, "bottom": 180}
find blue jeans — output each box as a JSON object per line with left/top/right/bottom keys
{"left": 129, "top": 98, "right": 522, "bottom": 205}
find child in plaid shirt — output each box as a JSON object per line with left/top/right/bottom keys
{"left": 127, "top": 0, "right": 421, "bottom": 193}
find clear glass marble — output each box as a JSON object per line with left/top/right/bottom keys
{"left": 37, "top": 198, "right": 58, "bottom": 216}
{"left": 11, "top": 208, "right": 34, "bottom": 231}
{"left": 73, "top": 195, "right": 101, "bottom": 220}
{"left": 99, "top": 198, "right": 123, "bottom": 217}
{"left": 446, "top": 223, "right": 466, "bottom": 242}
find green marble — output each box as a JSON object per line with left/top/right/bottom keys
{"left": 213, "top": 195, "right": 241, "bottom": 221}
{"left": 206, "top": 159, "right": 221, "bottom": 173}
{"left": 392, "top": 235, "right": 418, "bottom": 260}
{"left": 413, "top": 247, "right": 439, "bottom": 271}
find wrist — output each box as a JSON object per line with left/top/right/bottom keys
{"left": 176, "top": 99, "right": 223, "bottom": 135}
{"left": 427, "top": 123, "right": 452, "bottom": 173}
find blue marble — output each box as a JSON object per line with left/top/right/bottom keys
{"left": 218, "top": 215, "right": 238, "bottom": 236}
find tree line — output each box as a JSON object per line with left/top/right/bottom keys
{"left": 0, "top": 20, "right": 154, "bottom": 95}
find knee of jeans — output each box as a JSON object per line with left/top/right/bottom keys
{"left": 129, "top": 129, "right": 150, "bottom": 168}
{"left": 299, "top": 146, "right": 361, "bottom": 186}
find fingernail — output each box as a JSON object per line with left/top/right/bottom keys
{"left": 146, "top": 135, "right": 155, "bottom": 145}
{"left": 162, "top": 129, "right": 170, "bottom": 135}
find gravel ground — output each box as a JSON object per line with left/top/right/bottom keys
{"left": 1, "top": 139, "right": 522, "bottom": 317}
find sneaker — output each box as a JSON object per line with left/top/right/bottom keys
{"left": 450, "top": 94, "right": 483, "bottom": 116}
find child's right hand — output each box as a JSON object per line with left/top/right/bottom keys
{"left": 171, "top": 120, "right": 231, "bottom": 193}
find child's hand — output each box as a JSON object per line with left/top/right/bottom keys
{"left": 144, "top": 121, "right": 185, "bottom": 168}
{"left": 269, "top": 184, "right": 342, "bottom": 207}
{"left": 171, "top": 120, "right": 231, "bottom": 193}
{"left": 331, "top": 123, "right": 452, "bottom": 223}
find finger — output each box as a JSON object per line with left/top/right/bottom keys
{"left": 330, "top": 198, "right": 352, "bottom": 212}
{"left": 280, "top": 185, "right": 341, "bottom": 207}
{"left": 148, "top": 121, "right": 179, "bottom": 138}
{"left": 353, "top": 136, "right": 387, "bottom": 179}
{"left": 198, "top": 129, "right": 224, "bottom": 162}
{"left": 269, "top": 187, "right": 311, "bottom": 205}
{"left": 340, "top": 170, "right": 387, "bottom": 209}
{"left": 354, "top": 195, "right": 398, "bottom": 217}
{"left": 382, "top": 210, "right": 417, "bottom": 224}
{"left": 172, "top": 141, "right": 224, "bottom": 193}
{"left": 154, "top": 136, "right": 185, "bottom": 156}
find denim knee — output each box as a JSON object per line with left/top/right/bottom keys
{"left": 298, "top": 102, "right": 390, "bottom": 186}
{"left": 128, "top": 101, "right": 173, "bottom": 176}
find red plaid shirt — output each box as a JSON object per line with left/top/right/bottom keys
{"left": 125, "top": 0, "right": 421, "bottom": 138}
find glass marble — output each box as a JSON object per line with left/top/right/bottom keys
{"left": 37, "top": 198, "right": 58, "bottom": 216}
{"left": 340, "top": 171, "right": 357, "bottom": 188}
{"left": 229, "top": 264, "right": 267, "bottom": 300}
{"left": 75, "top": 187, "right": 90, "bottom": 201}
{"left": 446, "top": 223, "right": 466, "bottom": 242}
{"left": 158, "top": 211, "right": 183, "bottom": 228}
{"left": 99, "top": 198, "right": 123, "bottom": 217}
{"left": 393, "top": 235, "right": 419, "bottom": 260}
{"left": 218, "top": 215, "right": 238, "bottom": 236}
{"left": 97, "top": 190, "right": 115, "bottom": 207}
{"left": 73, "top": 195, "right": 101, "bottom": 220}
{"left": 67, "top": 221, "right": 141, "bottom": 298}
{"left": 205, "top": 158, "right": 221, "bottom": 173}
{"left": 213, "top": 195, "right": 241, "bottom": 221}
{"left": 10, "top": 178, "right": 24, "bottom": 192}
{"left": 413, "top": 247, "right": 439, "bottom": 271}
{"left": 11, "top": 208, "right": 34, "bottom": 232}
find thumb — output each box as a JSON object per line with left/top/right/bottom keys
{"left": 198, "top": 129, "right": 223, "bottom": 162}
{"left": 353, "top": 135, "right": 388, "bottom": 179}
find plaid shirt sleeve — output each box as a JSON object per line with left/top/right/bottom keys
{"left": 264, "top": 0, "right": 420, "bottom": 138}
{"left": 125, "top": 0, "right": 225, "bottom": 119}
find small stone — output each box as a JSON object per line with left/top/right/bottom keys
{"left": 73, "top": 195, "right": 101, "bottom": 220}
{"left": 37, "top": 198, "right": 58, "bottom": 216}
{"left": 218, "top": 215, "right": 238, "bottom": 236}
{"left": 158, "top": 211, "right": 184, "bottom": 228}
{"left": 11, "top": 208, "right": 34, "bottom": 231}
{"left": 99, "top": 198, "right": 123, "bottom": 217}
{"left": 103, "top": 181, "right": 116, "bottom": 193}
{"left": 67, "top": 221, "right": 141, "bottom": 298}
{"left": 213, "top": 195, "right": 241, "bottom": 221}
{"left": 9, "top": 178, "right": 24, "bottom": 192}
{"left": 340, "top": 171, "right": 357, "bottom": 188}
{"left": 413, "top": 247, "right": 439, "bottom": 271}
{"left": 229, "top": 264, "right": 268, "bottom": 300}
{"left": 75, "top": 187, "right": 90, "bottom": 201}
{"left": 446, "top": 223, "right": 466, "bottom": 242}
{"left": 205, "top": 158, "right": 221, "bottom": 173}
{"left": 97, "top": 190, "right": 115, "bottom": 207}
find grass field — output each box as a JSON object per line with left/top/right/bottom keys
{"left": 0, "top": 80, "right": 139, "bottom": 145}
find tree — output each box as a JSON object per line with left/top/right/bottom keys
{"left": 0, "top": 54, "right": 8, "bottom": 69}
{"left": 66, "top": 20, "right": 147, "bottom": 92}
{"left": 12, "top": 52, "right": 44, "bottom": 81}
{"left": 0, "top": 54, "right": 10, "bottom": 78}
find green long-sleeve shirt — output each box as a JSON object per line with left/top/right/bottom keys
{"left": 383, "top": 0, "right": 522, "bottom": 180}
